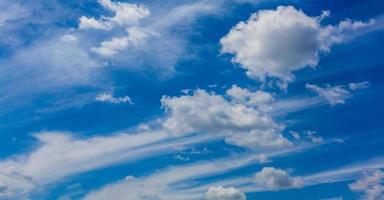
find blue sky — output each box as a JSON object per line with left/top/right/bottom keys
{"left": 0, "top": 0, "right": 384, "bottom": 199}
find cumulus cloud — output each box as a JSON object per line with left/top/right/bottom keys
{"left": 205, "top": 186, "right": 246, "bottom": 200}
{"left": 306, "top": 82, "right": 369, "bottom": 105}
{"left": 226, "top": 85, "right": 274, "bottom": 111}
{"left": 161, "top": 87, "right": 291, "bottom": 149}
{"left": 220, "top": 6, "right": 373, "bottom": 82}
{"left": 349, "top": 170, "right": 384, "bottom": 200}
{"left": 253, "top": 167, "right": 303, "bottom": 191}
{"left": 95, "top": 93, "right": 134, "bottom": 104}
{"left": 79, "top": 0, "right": 150, "bottom": 30}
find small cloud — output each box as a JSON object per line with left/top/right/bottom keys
{"left": 257, "top": 154, "right": 270, "bottom": 164}
{"left": 306, "top": 82, "right": 369, "bottom": 106}
{"left": 205, "top": 186, "right": 246, "bottom": 200}
{"left": 289, "top": 131, "right": 301, "bottom": 140}
{"left": 253, "top": 167, "right": 303, "bottom": 191}
{"left": 306, "top": 83, "right": 350, "bottom": 105}
{"left": 349, "top": 170, "right": 384, "bottom": 200}
{"left": 174, "top": 155, "right": 190, "bottom": 161}
{"left": 95, "top": 93, "right": 134, "bottom": 104}
{"left": 289, "top": 130, "right": 324, "bottom": 144}
{"left": 220, "top": 6, "right": 373, "bottom": 84}
{"left": 304, "top": 131, "right": 324, "bottom": 144}
{"left": 348, "top": 81, "right": 370, "bottom": 90}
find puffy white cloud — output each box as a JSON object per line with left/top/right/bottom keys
{"left": 349, "top": 170, "right": 384, "bottom": 200}
{"left": 306, "top": 82, "right": 369, "bottom": 105}
{"left": 92, "top": 27, "right": 153, "bottom": 57}
{"left": 95, "top": 93, "right": 134, "bottom": 104}
{"left": 161, "top": 87, "right": 291, "bottom": 149}
{"left": 253, "top": 167, "right": 303, "bottom": 191}
{"left": 226, "top": 85, "right": 274, "bottom": 111}
{"left": 79, "top": 0, "right": 150, "bottom": 30}
{"left": 220, "top": 6, "right": 373, "bottom": 82}
{"left": 205, "top": 186, "right": 246, "bottom": 200}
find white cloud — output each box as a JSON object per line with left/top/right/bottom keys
{"left": 0, "top": 34, "right": 101, "bottom": 115}
{"left": 161, "top": 87, "right": 291, "bottom": 149}
{"left": 349, "top": 170, "right": 384, "bottom": 200}
{"left": 79, "top": 0, "right": 150, "bottom": 30}
{"left": 349, "top": 81, "right": 370, "bottom": 91}
{"left": 306, "top": 82, "right": 369, "bottom": 105}
{"left": 95, "top": 93, "right": 134, "bottom": 104}
{"left": 0, "top": 2, "right": 29, "bottom": 28}
{"left": 79, "top": 16, "right": 111, "bottom": 30}
{"left": 290, "top": 130, "right": 324, "bottom": 144}
{"left": 253, "top": 167, "right": 303, "bottom": 191}
{"left": 92, "top": 27, "right": 153, "bottom": 57}
{"left": 304, "top": 131, "right": 324, "bottom": 144}
{"left": 82, "top": 142, "right": 317, "bottom": 200}
{"left": 220, "top": 6, "right": 373, "bottom": 82}
{"left": 77, "top": 0, "right": 224, "bottom": 74}
{"left": 205, "top": 186, "right": 246, "bottom": 200}
{"left": 306, "top": 84, "right": 350, "bottom": 105}
{"left": 226, "top": 85, "right": 274, "bottom": 111}
{"left": 0, "top": 130, "right": 212, "bottom": 198}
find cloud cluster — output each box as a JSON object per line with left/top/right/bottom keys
{"left": 290, "top": 130, "right": 324, "bottom": 144}
{"left": 253, "top": 167, "right": 303, "bottom": 191}
{"left": 161, "top": 86, "right": 291, "bottom": 149}
{"left": 349, "top": 170, "right": 384, "bottom": 200}
{"left": 220, "top": 6, "right": 373, "bottom": 83}
{"left": 95, "top": 93, "right": 134, "bottom": 104}
{"left": 205, "top": 186, "right": 246, "bottom": 200}
{"left": 306, "top": 82, "right": 369, "bottom": 105}
{"left": 77, "top": 0, "right": 224, "bottom": 74}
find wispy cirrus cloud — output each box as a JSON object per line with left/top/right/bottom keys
{"left": 306, "top": 82, "right": 370, "bottom": 105}
{"left": 95, "top": 93, "right": 134, "bottom": 104}
{"left": 349, "top": 170, "right": 384, "bottom": 200}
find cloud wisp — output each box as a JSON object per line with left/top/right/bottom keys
{"left": 95, "top": 93, "right": 134, "bottom": 104}
{"left": 306, "top": 82, "right": 370, "bottom": 105}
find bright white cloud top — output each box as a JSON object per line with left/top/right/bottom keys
{"left": 161, "top": 87, "right": 291, "bottom": 149}
{"left": 0, "top": 0, "right": 382, "bottom": 200}
{"left": 220, "top": 6, "right": 373, "bottom": 83}
{"left": 253, "top": 167, "right": 303, "bottom": 191}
